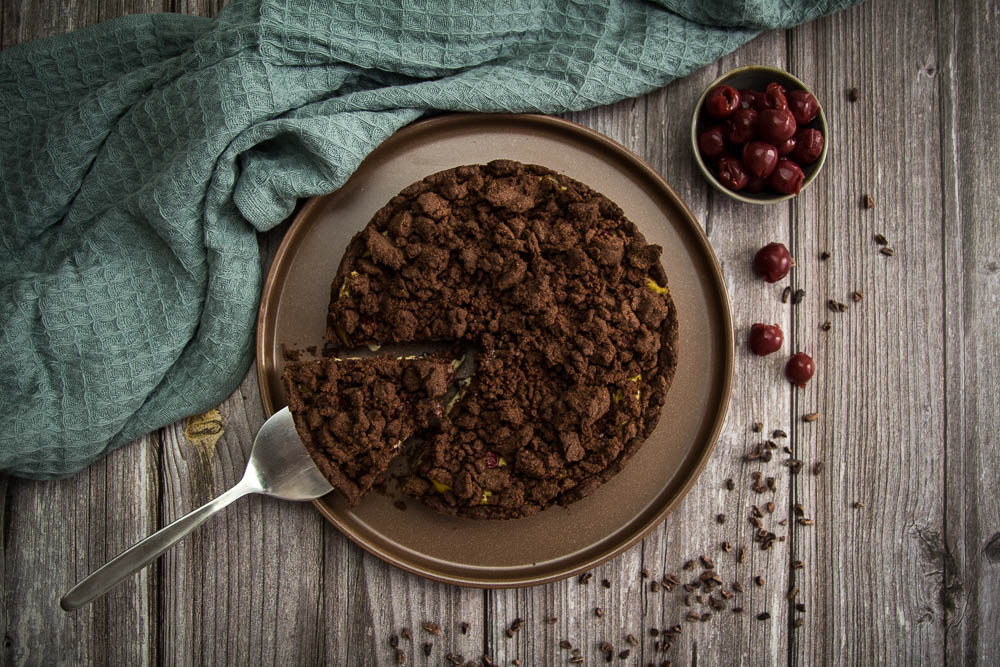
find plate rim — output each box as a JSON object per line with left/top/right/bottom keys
{"left": 255, "top": 112, "right": 734, "bottom": 588}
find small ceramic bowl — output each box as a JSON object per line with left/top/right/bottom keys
{"left": 691, "top": 66, "right": 828, "bottom": 204}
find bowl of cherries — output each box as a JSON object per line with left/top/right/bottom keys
{"left": 691, "top": 66, "right": 828, "bottom": 203}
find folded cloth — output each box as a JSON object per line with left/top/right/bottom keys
{"left": 0, "top": 0, "right": 855, "bottom": 477}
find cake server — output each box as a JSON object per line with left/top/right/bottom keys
{"left": 60, "top": 407, "right": 333, "bottom": 611}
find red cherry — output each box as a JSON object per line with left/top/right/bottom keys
{"left": 705, "top": 86, "right": 741, "bottom": 120}
{"left": 698, "top": 125, "right": 727, "bottom": 159}
{"left": 716, "top": 155, "right": 749, "bottom": 191}
{"left": 753, "top": 242, "right": 794, "bottom": 282}
{"left": 485, "top": 451, "right": 499, "bottom": 468}
{"left": 726, "top": 108, "right": 759, "bottom": 144}
{"left": 749, "top": 323, "right": 784, "bottom": 356}
{"left": 766, "top": 159, "right": 805, "bottom": 195}
{"left": 744, "top": 175, "right": 765, "bottom": 193}
{"left": 786, "top": 89, "right": 820, "bottom": 125}
{"left": 776, "top": 136, "right": 797, "bottom": 156}
{"left": 762, "top": 82, "right": 788, "bottom": 111}
{"left": 758, "top": 109, "right": 797, "bottom": 144}
{"left": 739, "top": 89, "right": 760, "bottom": 110}
{"left": 785, "top": 352, "right": 815, "bottom": 388}
{"left": 789, "top": 128, "right": 824, "bottom": 165}
{"left": 742, "top": 141, "right": 779, "bottom": 179}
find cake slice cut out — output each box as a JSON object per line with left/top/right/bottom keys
{"left": 282, "top": 354, "right": 454, "bottom": 506}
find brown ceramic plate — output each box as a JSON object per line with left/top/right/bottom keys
{"left": 256, "top": 113, "right": 733, "bottom": 587}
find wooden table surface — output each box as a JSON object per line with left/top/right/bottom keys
{"left": 2, "top": 1, "right": 997, "bottom": 665}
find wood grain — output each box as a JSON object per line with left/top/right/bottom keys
{"left": 1, "top": 0, "right": 999, "bottom": 665}
{"left": 940, "top": 1, "right": 1000, "bottom": 665}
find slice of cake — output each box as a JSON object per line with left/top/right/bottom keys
{"left": 282, "top": 355, "right": 453, "bottom": 506}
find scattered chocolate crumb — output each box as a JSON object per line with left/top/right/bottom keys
{"left": 783, "top": 445, "right": 793, "bottom": 454}
{"left": 700, "top": 613, "right": 712, "bottom": 622}
{"left": 794, "top": 503, "right": 805, "bottom": 516}
{"left": 754, "top": 576, "right": 765, "bottom": 587}
{"left": 579, "top": 572, "right": 594, "bottom": 585}
{"left": 595, "top": 607, "right": 605, "bottom": 618}
{"left": 863, "top": 194, "right": 875, "bottom": 209}
{"left": 725, "top": 478, "right": 735, "bottom": 491}
{"left": 641, "top": 568, "right": 650, "bottom": 578}
{"left": 828, "top": 299, "right": 848, "bottom": 313}
{"left": 685, "top": 611, "right": 701, "bottom": 622}
{"left": 618, "top": 649, "right": 631, "bottom": 660}
{"left": 650, "top": 628, "right": 659, "bottom": 637}
{"left": 854, "top": 501, "right": 866, "bottom": 509}
{"left": 460, "top": 622, "right": 470, "bottom": 635}
{"left": 874, "top": 233, "right": 889, "bottom": 246}
{"left": 792, "top": 560, "right": 804, "bottom": 570}
{"left": 757, "top": 612, "right": 771, "bottom": 621}
{"left": 599, "top": 641, "right": 613, "bottom": 654}
{"left": 792, "top": 289, "right": 806, "bottom": 305}
{"left": 445, "top": 653, "right": 463, "bottom": 666}
{"left": 752, "top": 422, "right": 763, "bottom": 433}
{"left": 683, "top": 594, "right": 692, "bottom": 606}
{"left": 390, "top": 635, "right": 399, "bottom": 648}
{"left": 848, "top": 87, "right": 859, "bottom": 102}
{"left": 396, "top": 648, "right": 406, "bottom": 664}
{"left": 722, "top": 541, "right": 733, "bottom": 552}
{"left": 798, "top": 518, "right": 815, "bottom": 526}
{"left": 716, "top": 513, "right": 726, "bottom": 525}
{"left": 732, "top": 581, "right": 744, "bottom": 593}
{"left": 422, "top": 622, "right": 442, "bottom": 636}
{"left": 626, "top": 634, "right": 638, "bottom": 646}
{"left": 772, "top": 429, "right": 787, "bottom": 439}
{"left": 401, "top": 627, "right": 412, "bottom": 641}
{"left": 422, "top": 643, "right": 433, "bottom": 657}
{"left": 737, "top": 547, "right": 746, "bottom": 564}
{"left": 853, "top": 290, "right": 864, "bottom": 302}
{"left": 781, "top": 286, "right": 792, "bottom": 303}
{"left": 700, "top": 555, "right": 715, "bottom": 569}
{"left": 559, "top": 640, "right": 572, "bottom": 650}
{"left": 602, "top": 579, "right": 612, "bottom": 589}
{"left": 793, "top": 617, "right": 805, "bottom": 628}
{"left": 802, "top": 412, "right": 819, "bottom": 423}
{"left": 766, "top": 501, "right": 775, "bottom": 514}
{"left": 880, "top": 247, "right": 896, "bottom": 257}
{"left": 812, "top": 461, "right": 823, "bottom": 475}
{"left": 820, "top": 321, "right": 832, "bottom": 331}
{"left": 819, "top": 251, "right": 831, "bottom": 261}
{"left": 546, "top": 616, "right": 558, "bottom": 625}
{"left": 569, "top": 657, "right": 584, "bottom": 664}
{"left": 732, "top": 607, "right": 744, "bottom": 614}
{"left": 720, "top": 589, "right": 735, "bottom": 600}
{"left": 779, "top": 519, "right": 788, "bottom": 526}
{"left": 650, "top": 581, "right": 660, "bottom": 593}
{"left": 787, "top": 586, "right": 799, "bottom": 600}
{"left": 795, "top": 602, "right": 806, "bottom": 612}
{"left": 683, "top": 559, "right": 696, "bottom": 571}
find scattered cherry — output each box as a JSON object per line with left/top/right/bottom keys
{"left": 786, "top": 89, "right": 820, "bottom": 125}
{"left": 776, "top": 135, "right": 796, "bottom": 156}
{"left": 785, "top": 352, "right": 815, "bottom": 388}
{"left": 753, "top": 242, "right": 794, "bottom": 282}
{"left": 789, "top": 128, "right": 824, "bottom": 164}
{"left": 744, "top": 175, "right": 765, "bottom": 193}
{"left": 716, "top": 155, "right": 749, "bottom": 191}
{"left": 762, "top": 82, "right": 788, "bottom": 111}
{"left": 749, "top": 323, "right": 784, "bottom": 356}
{"left": 698, "top": 125, "right": 727, "bottom": 159}
{"left": 726, "top": 108, "right": 758, "bottom": 144}
{"left": 739, "top": 89, "right": 760, "bottom": 110}
{"left": 766, "top": 159, "right": 805, "bottom": 195}
{"left": 485, "top": 451, "right": 499, "bottom": 468}
{"left": 742, "top": 141, "right": 779, "bottom": 179}
{"left": 705, "top": 86, "right": 741, "bottom": 120}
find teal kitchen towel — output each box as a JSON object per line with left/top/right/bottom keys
{"left": 0, "top": 0, "right": 854, "bottom": 477}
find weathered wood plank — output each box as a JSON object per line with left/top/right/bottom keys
{"left": 939, "top": 1, "right": 1000, "bottom": 665}
{"left": 639, "top": 28, "right": 798, "bottom": 667}
{"left": 788, "top": 1, "right": 948, "bottom": 664}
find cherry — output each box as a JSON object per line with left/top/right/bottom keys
{"left": 739, "top": 89, "right": 760, "bottom": 110}
{"left": 753, "top": 242, "right": 794, "bottom": 282}
{"left": 698, "top": 125, "right": 727, "bottom": 159}
{"left": 762, "top": 82, "right": 788, "bottom": 111}
{"left": 789, "top": 128, "right": 824, "bottom": 164}
{"left": 785, "top": 352, "right": 815, "bottom": 388}
{"left": 749, "top": 323, "right": 784, "bottom": 356}
{"left": 786, "top": 89, "right": 820, "bottom": 125}
{"left": 776, "top": 135, "right": 796, "bottom": 156}
{"left": 485, "top": 451, "right": 499, "bottom": 468}
{"left": 705, "top": 86, "right": 741, "bottom": 120}
{"left": 742, "top": 141, "right": 779, "bottom": 179}
{"left": 744, "top": 175, "right": 765, "bottom": 193}
{"left": 716, "top": 155, "right": 749, "bottom": 191}
{"left": 758, "top": 108, "right": 797, "bottom": 144}
{"left": 726, "top": 108, "right": 759, "bottom": 144}
{"left": 766, "top": 159, "right": 805, "bottom": 195}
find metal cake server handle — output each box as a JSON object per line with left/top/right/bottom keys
{"left": 60, "top": 408, "right": 333, "bottom": 611}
